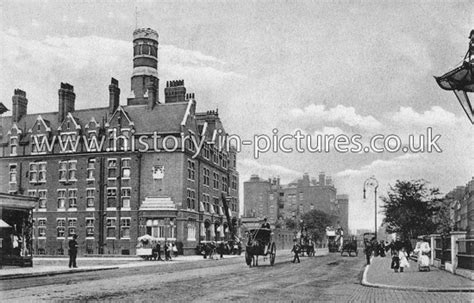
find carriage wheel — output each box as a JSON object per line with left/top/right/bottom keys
{"left": 269, "top": 243, "right": 276, "bottom": 266}
{"left": 245, "top": 251, "right": 252, "bottom": 266}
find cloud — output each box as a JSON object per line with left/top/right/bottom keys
{"left": 391, "top": 106, "right": 459, "bottom": 126}
{"left": 0, "top": 30, "right": 243, "bottom": 113}
{"left": 76, "top": 16, "right": 86, "bottom": 24}
{"left": 31, "top": 19, "right": 40, "bottom": 27}
{"left": 239, "top": 158, "right": 301, "bottom": 183}
{"left": 290, "top": 104, "right": 382, "bottom": 130}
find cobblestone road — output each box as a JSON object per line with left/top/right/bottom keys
{"left": 1, "top": 253, "right": 472, "bottom": 302}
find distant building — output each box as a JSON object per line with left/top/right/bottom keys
{"left": 445, "top": 177, "right": 474, "bottom": 237}
{"left": 243, "top": 172, "right": 349, "bottom": 232}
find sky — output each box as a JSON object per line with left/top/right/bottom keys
{"left": 1, "top": 0, "right": 473, "bottom": 233}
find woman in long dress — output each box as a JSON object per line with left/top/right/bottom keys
{"left": 399, "top": 247, "right": 410, "bottom": 272}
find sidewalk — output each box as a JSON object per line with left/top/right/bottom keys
{"left": 362, "top": 256, "right": 474, "bottom": 292}
{"left": 0, "top": 254, "right": 241, "bottom": 280}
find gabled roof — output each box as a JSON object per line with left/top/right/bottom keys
{"left": 28, "top": 115, "right": 52, "bottom": 133}
{"left": 7, "top": 122, "right": 22, "bottom": 136}
{"left": 57, "top": 112, "right": 81, "bottom": 131}
{"left": 0, "top": 100, "right": 195, "bottom": 144}
{"left": 106, "top": 106, "right": 134, "bottom": 128}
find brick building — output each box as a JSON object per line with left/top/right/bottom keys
{"left": 0, "top": 28, "right": 239, "bottom": 255}
{"left": 243, "top": 172, "right": 349, "bottom": 232}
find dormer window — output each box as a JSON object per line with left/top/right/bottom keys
{"left": 31, "top": 134, "right": 47, "bottom": 154}
{"left": 10, "top": 137, "right": 18, "bottom": 156}
{"left": 9, "top": 164, "right": 17, "bottom": 183}
{"left": 37, "top": 124, "right": 41, "bottom": 131}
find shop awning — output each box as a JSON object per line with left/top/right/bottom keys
{"left": 0, "top": 193, "right": 37, "bottom": 210}
{"left": 0, "top": 219, "right": 12, "bottom": 228}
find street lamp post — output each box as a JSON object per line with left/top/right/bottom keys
{"left": 363, "top": 176, "right": 379, "bottom": 241}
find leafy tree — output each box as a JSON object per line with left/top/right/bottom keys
{"left": 382, "top": 179, "right": 446, "bottom": 239}
{"left": 301, "top": 210, "right": 336, "bottom": 242}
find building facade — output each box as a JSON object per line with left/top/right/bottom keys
{"left": 446, "top": 177, "right": 474, "bottom": 238}
{"left": 0, "top": 28, "right": 239, "bottom": 255}
{"left": 243, "top": 172, "right": 348, "bottom": 232}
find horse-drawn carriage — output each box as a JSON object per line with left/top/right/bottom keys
{"left": 300, "top": 237, "right": 315, "bottom": 257}
{"left": 245, "top": 228, "right": 276, "bottom": 267}
{"left": 340, "top": 237, "right": 358, "bottom": 257}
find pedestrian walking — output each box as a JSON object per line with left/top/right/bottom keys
{"left": 219, "top": 241, "right": 225, "bottom": 259}
{"left": 68, "top": 234, "right": 78, "bottom": 268}
{"left": 364, "top": 239, "right": 372, "bottom": 265}
{"left": 172, "top": 242, "right": 178, "bottom": 258}
{"left": 399, "top": 247, "right": 410, "bottom": 272}
{"left": 164, "top": 241, "right": 170, "bottom": 261}
{"left": 291, "top": 239, "right": 300, "bottom": 263}
{"left": 156, "top": 242, "right": 163, "bottom": 261}
{"left": 391, "top": 247, "right": 400, "bottom": 272}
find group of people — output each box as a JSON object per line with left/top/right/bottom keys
{"left": 151, "top": 241, "right": 178, "bottom": 261}
{"left": 364, "top": 237, "right": 431, "bottom": 273}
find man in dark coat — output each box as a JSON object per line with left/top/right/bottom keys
{"left": 291, "top": 239, "right": 301, "bottom": 263}
{"left": 364, "top": 239, "right": 372, "bottom": 265}
{"left": 68, "top": 234, "right": 78, "bottom": 268}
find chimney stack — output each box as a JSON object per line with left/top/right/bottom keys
{"left": 165, "top": 80, "right": 186, "bottom": 103}
{"left": 319, "top": 172, "right": 326, "bottom": 186}
{"left": 109, "top": 78, "right": 120, "bottom": 114}
{"left": 58, "top": 83, "right": 75, "bottom": 123}
{"left": 12, "top": 89, "right": 28, "bottom": 123}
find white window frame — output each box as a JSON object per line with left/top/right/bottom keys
{"left": 106, "top": 217, "right": 117, "bottom": 239}
{"left": 31, "top": 134, "right": 47, "bottom": 155}
{"left": 107, "top": 187, "right": 117, "bottom": 210}
{"left": 121, "top": 187, "right": 131, "bottom": 210}
{"left": 10, "top": 136, "right": 18, "bottom": 156}
{"left": 38, "top": 162, "right": 47, "bottom": 183}
{"left": 29, "top": 162, "right": 38, "bottom": 183}
{"left": 121, "top": 158, "right": 131, "bottom": 179}
{"left": 187, "top": 160, "right": 195, "bottom": 181}
{"left": 38, "top": 189, "right": 47, "bottom": 211}
{"left": 68, "top": 160, "right": 77, "bottom": 181}
{"left": 67, "top": 218, "right": 77, "bottom": 238}
{"left": 57, "top": 218, "right": 66, "bottom": 239}
{"left": 87, "top": 158, "right": 96, "bottom": 181}
{"left": 9, "top": 163, "right": 17, "bottom": 184}
{"left": 68, "top": 189, "right": 78, "bottom": 210}
{"left": 203, "top": 167, "right": 210, "bottom": 187}
{"left": 37, "top": 218, "right": 47, "bottom": 238}
{"left": 121, "top": 217, "right": 131, "bottom": 239}
{"left": 57, "top": 189, "right": 67, "bottom": 210}
{"left": 85, "top": 217, "right": 95, "bottom": 239}
{"left": 86, "top": 188, "right": 95, "bottom": 210}
{"left": 107, "top": 158, "right": 118, "bottom": 180}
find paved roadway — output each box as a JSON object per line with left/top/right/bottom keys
{"left": 1, "top": 252, "right": 472, "bottom": 302}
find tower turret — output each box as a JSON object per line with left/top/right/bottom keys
{"left": 128, "top": 28, "right": 159, "bottom": 107}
